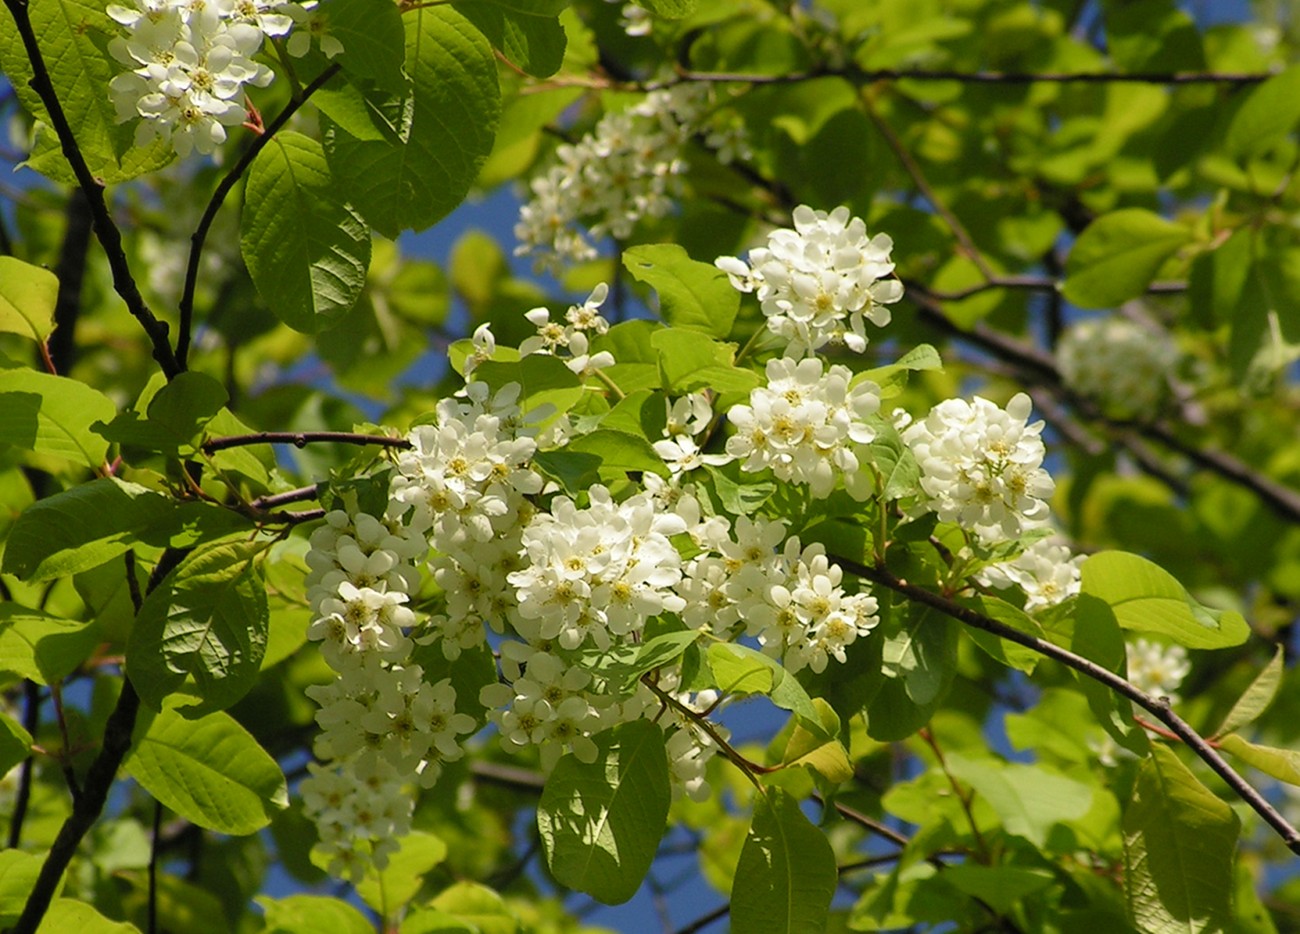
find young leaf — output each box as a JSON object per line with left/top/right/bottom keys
{"left": 1062, "top": 209, "right": 1191, "bottom": 309}
{"left": 1224, "top": 64, "right": 1300, "bottom": 160}
{"left": 1212, "top": 646, "right": 1284, "bottom": 739}
{"left": 563, "top": 429, "right": 669, "bottom": 477}
{"left": 0, "top": 605, "right": 102, "bottom": 685}
{"left": 124, "top": 707, "right": 288, "bottom": 835}
{"left": 95, "top": 372, "right": 229, "bottom": 452}
{"left": 0, "top": 710, "right": 32, "bottom": 775}
{"left": 33, "top": 899, "right": 142, "bottom": 932}
{"left": 0, "top": 369, "right": 116, "bottom": 468}
{"left": 0, "top": 851, "right": 47, "bottom": 926}
{"left": 1123, "top": 745, "right": 1239, "bottom": 934}
{"left": 707, "top": 642, "right": 819, "bottom": 724}
{"left": 354, "top": 832, "right": 448, "bottom": 912}
{"left": 1216, "top": 734, "right": 1300, "bottom": 786}
{"left": 945, "top": 754, "right": 1093, "bottom": 847}
{"left": 730, "top": 788, "right": 836, "bottom": 934}
{"left": 623, "top": 244, "right": 740, "bottom": 338}
{"left": 323, "top": 8, "right": 500, "bottom": 236}
{"left": 256, "top": 895, "right": 372, "bottom": 934}
{"left": 1081, "top": 551, "right": 1250, "bottom": 649}
{"left": 537, "top": 720, "right": 670, "bottom": 905}
{"left": 127, "top": 541, "right": 270, "bottom": 716}
{"left": 241, "top": 132, "right": 371, "bottom": 334}
{"left": 0, "top": 257, "right": 58, "bottom": 345}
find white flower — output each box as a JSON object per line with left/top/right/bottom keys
{"left": 1056, "top": 316, "right": 1178, "bottom": 420}
{"left": 976, "top": 535, "right": 1084, "bottom": 611}
{"left": 281, "top": 0, "right": 344, "bottom": 57}
{"left": 725, "top": 357, "right": 880, "bottom": 498}
{"left": 902, "top": 392, "right": 1054, "bottom": 543}
{"left": 715, "top": 205, "right": 903, "bottom": 358}
{"left": 1126, "top": 638, "right": 1191, "bottom": 704}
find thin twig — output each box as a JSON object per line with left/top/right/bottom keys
{"left": 6, "top": 680, "right": 41, "bottom": 848}
{"left": 148, "top": 800, "right": 162, "bottom": 934}
{"left": 837, "top": 557, "right": 1300, "bottom": 855}
{"left": 0, "top": 0, "right": 179, "bottom": 376}
{"left": 201, "top": 431, "right": 411, "bottom": 453}
{"left": 176, "top": 64, "right": 340, "bottom": 369}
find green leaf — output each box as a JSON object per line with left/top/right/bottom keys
{"left": 1081, "top": 551, "right": 1250, "bottom": 649}
{"left": 860, "top": 344, "right": 943, "bottom": 396}
{"left": 473, "top": 353, "right": 585, "bottom": 419}
{"left": 0, "top": 0, "right": 172, "bottom": 183}
{"left": 1123, "top": 745, "right": 1239, "bottom": 934}
{"left": 707, "top": 642, "right": 818, "bottom": 724}
{"left": 730, "top": 788, "right": 836, "bottom": 934}
{"left": 564, "top": 429, "right": 668, "bottom": 476}
{"left": 0, "top": 604, "right": 102, "bottom": 684}
{"left": 650, "top": 328, "right": 744, "bottom": 393}
{"left": 1072, "top": 593, "right": 1150, "bottom": 756}
{"left": 945, "top": 754, "right": 1093, "bottom": 847}
{"left": 638, "top": 0, "right": 696, "bottom": 17}
{"left": 1224, "top": 64, "right": 1300, "bottom": 160}
{"left": 125, "top": 707, "right": 288, "bottom": 835}
{"left": 0, "top": 369, "right": 116, "bottom": 468}
{"left": 241, "top": 132, "right": 371, "bottom": 334}
{"left": 865, "top": 420, "right": 921, "bottom": 500}
{"left": 937, "top": 865, "right": 1056, "bottom": 917}
{"left": 1212, "top": 647, "right": 1284, "bottom": 739}
{"left": 1216, "top": 734, "right": 1300, "bottom": 786}
{"left": 1062, "top": 209, "right": 1191, "bottom": 309}
{"left": 36, "top": 900, "right": 141, "bottom": 933}
{"left": 454, "top": 0, "right": 567, "bottom": 78}
{"left": 0, "top": 257, "right": 58, "bottom": 344}
{"left": 780, "top": 698, "right": 852, "bottom": 782}
{"left": 958, "top": 595, "right": 1044, "bottom": 674}
{"left": 257, "top": 895, "right": 372, "bottom": 934}
{"left": 0, "top": 710, "right": 32, "bottom": 774}
{"left": 623, "top": 244, "right": 740, "bottom": 338}
{"left": 427, "top": 883, "right": 517, "bottom": 934}
{"left": 323, "top": 7, "right": 500, "bottom": 236}
{"left": 0, "top": 484, "right": 243, "bottom": 583}
{"left": 867, "top": 608, "right": 957, "bottom": 742}
{"left": 329, "top": 0, "right": 408, "bottom": 93}
{"left": 0, "top": 851, "right": 51, "bottom": 925}
{"left": 537, "top": 720, "right": 670, "bottom": 905}
{"left": 579, "top": 630, "right": 700, "bottom": 691}
{"left": 127, "top": 542, "right": 269, "bottom": 716}
{"left": 355, "top": 832, "right": 448, "bottom": 912}
{"left": 95, "top": 372, "right": 229, "bottom": 452}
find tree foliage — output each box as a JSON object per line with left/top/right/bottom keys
{"left": 2, "top": 0, "right": 1300, "bottom": 932}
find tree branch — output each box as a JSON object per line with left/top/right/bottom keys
{"left": 836, "top": 557, "right": 1300, "bottom": 855}
{"left": 0, "top": 0, "right": 179, "bottom": 378}
{"left": 6, "top": 679, "right": 41, "bottom": 849}
{"left": 176, "top": 63, "right": 340, "bottom": 369}
{"left": 201, "top": 431, "right": 412, "bottom": 453}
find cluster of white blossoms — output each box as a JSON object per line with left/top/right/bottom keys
{"left": 901, "top": 392, "right": 1054, "bottom": 545}
{"left": 726, "top": 357, "right": 881, "bottom": 499}
{"left": 1055, "top": 316, "right": 1179, "bottom": 420}
{"left": 975, "top": 535, "right": 1084, "bottom": 611}
{"left": 679, "top": 517, "right": 881, "bottom": 673}
{"left": 716, "top": 205, "right": 904, "bottom": 358}
{"left": 1126, "top": 638, "right": 1191, "bottom": 704}
{"left": 299, "top": 500, "right": 475, "bottom": 879}
{"left": 515, "top": 85, "right": 746, "bottom": 270}
{"left": 106, "top": 0, "right": 297, "bottom": 156}
{"left": 519, "top": 283, "right": 616, "bottom": 378}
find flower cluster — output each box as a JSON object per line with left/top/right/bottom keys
{"left": 1055, "top": 316, "right": 1179, "bottom": 419}
{"left": 726, "top": 357, "right": 881, "bottom": 498}
{"left": 515, "top": 86, "right": 738, "bottom": 270}
{"left": 519, "top": 283, "right": 615, "bottom": 377}
{"left": 716, "top": 205, "right": 904, "bottom": 358}
{"left": 300, "top": 500, "right": 475, "bottom": 879}
{"left": 902, "top": 392, "right": 1054, "bottom": 544}
{"left": 678, "top": 517, "right": 881, "bottom": 673}
{"left": 1126, "top": 638, "right": 1191, "bottom": 704}
{"left": 107, "top": 0, "right": 290, "bottom": 156}
{"left": 975, "top": 535, "right": 1084, "bottom": 611}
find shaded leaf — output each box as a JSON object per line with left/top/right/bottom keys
{"left": 730, "top": 788, "right": 836, "bottom": 934}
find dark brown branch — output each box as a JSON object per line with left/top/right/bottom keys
{"left": 6, "top": 680, "right": 41, "bottom": 848}
{"left": 249, "top": 483, "right": 325, "bottom": 511}
{"left": 202, "top": 431, "right": 411, "bottom": 454}
{"left": 46, "top": 189, "right": 93, "bottom": 375}
{"left": 0, "top": 0, "right": 179, "bottom": 378}
{"left": 14, "top": 548, "right": 186, "bottom": 933}
{"left": 837, "top": 558, "right": 1300, "bottom": 855}
{"left": 176, "top": 64, "right": 340, "bottom": 369}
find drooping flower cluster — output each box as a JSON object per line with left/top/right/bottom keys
{"left": 515, "top": 86, "right": 742, "bottom": 270}
{"left": 107, "top": 0, "right": 296, "bottom": 156}
{"left": 1126, "top": 638, "right": 1191, "bottom": 704}
{"left": 716, "top": 205, "right": 904, "bottom": 358}
{"left": 902, "top": 392, "right": 1054, "bottom": 544}
{"left": 726, "top": 357, "right": 881, "bottom": 498}
{"left": 678, "top": 517, "right": 881, "bottom": 673}
{"left": 299, "top": 500, "right": 475, "bottom": 879}
{"left": 975, "top": 535, "right": 1084, "bottom": 611}
{"left": 1055, "top": 316, "right": 1179, "bottom": 419}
